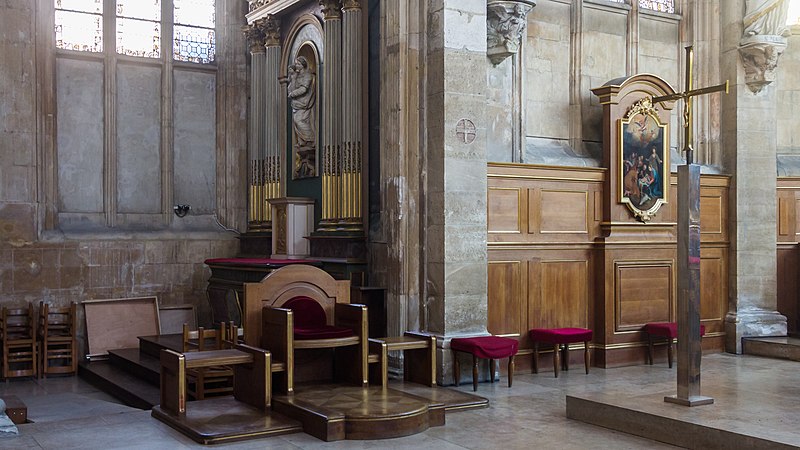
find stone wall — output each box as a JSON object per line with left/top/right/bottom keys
{"left": 0, "top": 1, "right": 247, "bottom": 343}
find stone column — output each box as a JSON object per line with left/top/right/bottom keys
{"left": 720, "top": 0, "right": 788, "bottom": 353}
{"left": 340, "top": 0, "right": 364, "bottom": 230}
{"left": 264, "top": 17, "right": 282, "bottom": 224}
{"left": 319, "top": 0, "right": 343, "bottom": 230}
{"left": 425, "top": 0, "right": 489, "bottom": 383}
{"left": 245, "top": 20, "right": 268, "bottom": 227}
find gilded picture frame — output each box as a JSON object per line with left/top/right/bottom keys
{"left": 618, "top": 98, "right": 669, "bottom": 222}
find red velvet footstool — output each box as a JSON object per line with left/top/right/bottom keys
{"left": 529, "top": 328, "right": 592, "bottom": 378}
{"left": 450, "top": 336, "right": 518, "bottom": 391}
{"left": 644, "top": 322, "right": 706, "bottom": 368}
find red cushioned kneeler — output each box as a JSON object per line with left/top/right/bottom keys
{"left": 450, "top": 336, "right": 518, "bottom": 391}
{"left": 643, "top": 322, "right": 706, "bottom": 368}
{"left": 529, "top": 328, "right": 592, "bottom": 378}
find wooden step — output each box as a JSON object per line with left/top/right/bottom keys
{"left": 78, "top": 360, "right": 160, "bottom": 410}
{"left": 108, "top": 348, "right": 161, "bottom": 386}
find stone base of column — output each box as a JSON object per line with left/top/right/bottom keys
{"left": 724, "top": 309, "right": 787, "bottom": 354}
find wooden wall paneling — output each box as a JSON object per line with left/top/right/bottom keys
{"left": 487, "top": 261, "right": 525, "bottom": 337}
{"left": 700, "top": 190, "right": 724, "bottom": 239}
{"left": 777, "top": 245, "right": 799, "bottom": 334}
{"left": 699, "top": 247, "right": 727, "bottom": 334}
{"left": 527, "top": 188, "right": 540, "bottom": 235}
{"left": 778, "top": 196, "right": 791, "bottom": 238}
{"left": 539, "top": 190, "right": 588, "bottom": 234}
{"left": 488, "top": 187, "right": 522, "bottom": 235}
{"left": 540, "top": 260, "right": 589, "bottom": 329}
{"left": 614, "top": 261, "right": 672, "bottom": 332}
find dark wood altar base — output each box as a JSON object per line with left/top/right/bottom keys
{"left": 388, "top": 380, "right": 490, "bottom": 411}
{"left": 152, "top": 397, "right": 302, "bottom": 445}
{"left": 272, "top": 383, "right": 446, "bottom": 441}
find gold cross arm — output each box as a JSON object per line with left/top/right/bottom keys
{"left": 649, "top": 46, "right": 729, "bottom": 164}
{"left": 652, "top": 80, "right": 729, "bottom": 104}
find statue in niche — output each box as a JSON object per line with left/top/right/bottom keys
{"left": 287, "top": 56, "right": 317, "bottom": 178}
{"left": 743, "top": 0, "right": 791, "bottom": 38}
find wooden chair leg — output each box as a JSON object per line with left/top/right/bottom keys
{"left": 508, "top": 355, "right": 515, "bottom": 388}
{"left": 489, "top": 359, "right": 495, "bottom": 383}
{"left": 453, "top": 350, "right": 460, "bottom": 387}
{"left": 553, "top": 344, "right": 560, "bottom": 378}
{"left": 472, "top": 354, "right": 479, "bottom": 392}
{"left": 532, "top": 342, "right": 539, "bottom": 374}
{"left": 647, "top": 334, "right": 654, "bottom": 365}
{"left": 562, "top": 344, "right": 569, "bottom": 371}
{"left": 584, "top": 340, "right": 590, "bottom": 374}
{"left": 667, "top": 338, "right": 674, "bottom": 368}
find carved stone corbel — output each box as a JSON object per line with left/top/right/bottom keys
{"left": 737, "top": 0, "right": 791, "bottom": 93}
{"left": 486, "top": 0, "right": 536, "bottom": 65}
{"left": 738, "top": 36, "right": 787, "bottom": 93}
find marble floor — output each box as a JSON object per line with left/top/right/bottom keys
{"left": 0, "top": 353, "right": 794, "bottom": 449}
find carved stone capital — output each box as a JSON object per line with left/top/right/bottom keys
{"left": 264, "top": 16, "right": 281, "bottom": 47}
{"left": 320, "top": 0, "right": 342, "bottom": 20}
{"left": 342, "top": 0, "right": 361, "bottom": 11}
{"left": 243, "top": 19, "right": 268, "bottom": 53}
{"left": 487, "top": 0, "right": 536, "bottom": 65}
{"left": 738, "top": 35, "right": 787, "bottom": 93}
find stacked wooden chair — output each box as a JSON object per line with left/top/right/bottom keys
{"left": 38, "top": 302, "right": 78, "bottom": 377}
{"left": 1, "top": 304, "right": 38, "bottom": 379}
{"left": 181, "top": 323, "right": 234, "bottom": 400}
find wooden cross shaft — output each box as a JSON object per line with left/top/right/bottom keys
{"left": 651, "top": 46, "right": 729, "bottom": 165}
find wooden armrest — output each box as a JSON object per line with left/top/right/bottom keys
{"left": 183, "top": 349, "right": 253, "bottom": 369}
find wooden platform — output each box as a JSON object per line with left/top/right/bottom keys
{"left": 272, "top": 384, "right": 445, "bottom": 441}
{"left": 152, "top": 396, "right": 302, "bottom": 445}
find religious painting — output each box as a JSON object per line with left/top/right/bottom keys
{"left": 618, "top": 97, "right": 668, "bottom": 222}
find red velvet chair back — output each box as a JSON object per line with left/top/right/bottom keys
{"left": 282, "top": 296, "right": 327, "bottom": 329}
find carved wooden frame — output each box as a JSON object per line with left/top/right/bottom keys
{"left": 618, "top": 98, "right": 669, "bottom": 222}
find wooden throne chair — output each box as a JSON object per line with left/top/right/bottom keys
{"left": 244, "top": 264, "right": 367, "bottom": 394}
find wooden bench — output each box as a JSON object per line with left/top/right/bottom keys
{"left": 368, "top": 332, "right": 436, "bottom": 388}
{"left": 159, "top": 344, "right": 272, "bottom": 415}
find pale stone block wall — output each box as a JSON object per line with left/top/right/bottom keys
{"left": 0, "top": 1, "right": 246, "bottom": 345}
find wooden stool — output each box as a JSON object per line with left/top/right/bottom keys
{"left": 644, "top": 322, "right": 706, "bottom": 368}
{"left": 450, "top": 336, "right": 518, "bottom": 391}
{"left": 529, "top": 328, "right": 592, "bottom": 378}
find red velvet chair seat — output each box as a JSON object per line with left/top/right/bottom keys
{"left": 282, "top": 296, "right": 354, "bottom": 341}
{"left": 450, "top": 336, "right": 519, "bottom": 359}
{"left": 643, "top": 322, "right": 706, "bottom": 368}
{"left": 643, "top": 322, "right": 706, "bottom": 338}
{"left": 528, "top": 327, "right": 593, "bottom": 378}
{"left": 450, "top": 336, "right": 518, "bottom": 391}
{"left": 529, "top": 327, "right": 593, "bottom": 344}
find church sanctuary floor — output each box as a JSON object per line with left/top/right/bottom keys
{"left": 0, "top": 353, "right": 797, "bottom": 449}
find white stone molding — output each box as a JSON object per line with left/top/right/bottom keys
{"left": 486, "top": 0, "right": 536, "bottom": 65}
{"left": 738, "top": 0, "right": 791, "bottom": 93}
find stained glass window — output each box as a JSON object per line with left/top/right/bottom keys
{"left": 55, "top": 0, "right": 103, "bottom": 52}
{"left": 639, "top": 0, "right": 674, "bottom": 14}
{"left": 116, "top": 1, "right": 161, "bottom": 58}
{"left": 174, "top": 0, "right": 216, "bottom": 63}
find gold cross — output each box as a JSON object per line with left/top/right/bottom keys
{"left": 652, "top": 46, "right": 729, "bottom": 165}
